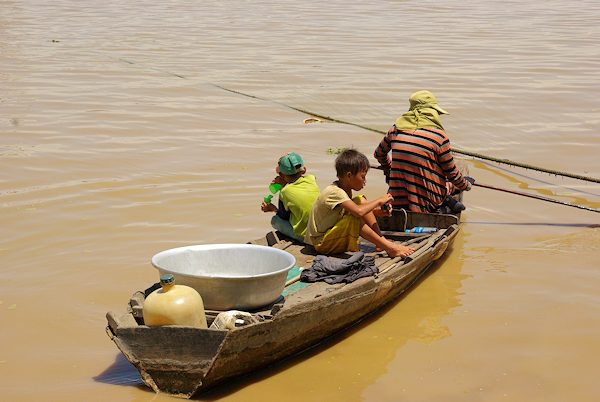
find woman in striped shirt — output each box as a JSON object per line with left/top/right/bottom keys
{"left": 374, "top": 90, "right": 472, "bottom": 213}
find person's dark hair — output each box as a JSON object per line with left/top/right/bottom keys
{"left": 285, "top": 171, "right": 303, "bottom": 181}
{"left": 335, "top": 148, "right": 370, "bottom": 178}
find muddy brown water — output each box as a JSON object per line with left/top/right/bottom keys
{"left": 1, "top": 1, "right": 599, "bottom": 401}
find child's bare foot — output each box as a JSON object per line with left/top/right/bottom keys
{"left": 385, "top": 244, "right": 415, "bottom": 258}
{"left": 375, "top": 236, "right": 386, "bottom": 252}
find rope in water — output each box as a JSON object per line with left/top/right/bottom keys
{"left": 114, "top": 58, "right": 600, "bottom": 184}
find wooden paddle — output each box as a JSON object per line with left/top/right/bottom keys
{"left": 473, "top": 182, "right": 600, "bottom": 213}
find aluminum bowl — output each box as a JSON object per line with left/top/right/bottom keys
{"left": 151, "top": 244, "right": 296, "bottom": 311}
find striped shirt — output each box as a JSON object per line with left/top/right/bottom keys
{"left": 374, "top": 125, "right": 469, "bottom": 212}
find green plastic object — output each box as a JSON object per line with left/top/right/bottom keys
{"left": 263, "top": 183, "right": 282, "bottom": 203}
{"left": 269, "top": 183, "right": 282, "bottom": 194}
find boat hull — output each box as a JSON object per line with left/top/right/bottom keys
{"left": 106, "top": 211, "right": 460, "bottom": 398}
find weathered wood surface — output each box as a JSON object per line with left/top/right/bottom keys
{"left": 106, "top": 211, "right": 460, "bottom": 398}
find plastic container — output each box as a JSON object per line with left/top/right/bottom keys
{"left": 405, "top": 227, "right": 438, "bottom": 234}
{"left": 263, "top": 182, "right": 282, "bottom": 203}
{"left": 143, "top": 274, "right": 208, "bottom": 328}
{"left": 209, "top": 310, "right": 258, "bottom": 330}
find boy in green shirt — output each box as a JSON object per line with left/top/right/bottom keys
{"left": 261, "top": 152, "right": 321, "bottom": 243}
{"left": 305, "top": 149, "right": 414, "bottom": 258}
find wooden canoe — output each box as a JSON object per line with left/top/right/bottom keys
{"left": 105, "top": 211, "right": 460, "bottom": 398}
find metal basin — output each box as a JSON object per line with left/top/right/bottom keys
{"left": 151, "top": 244, "right": 296, "bottom": 311}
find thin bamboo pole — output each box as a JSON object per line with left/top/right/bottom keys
{"left": 473, "top": 183, "right": 600, "bottom": 213}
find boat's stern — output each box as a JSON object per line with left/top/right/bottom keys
{"left": 106, "top": 306, "right": 228, "bottom": 398}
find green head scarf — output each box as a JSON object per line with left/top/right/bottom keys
{"left": 394, "top": 90, "right": 449, "bottom": 131}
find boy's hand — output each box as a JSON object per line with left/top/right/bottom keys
{"left": 379, "top": 193, "right": 394, "bottom": 205}
{"left": 373, "top": 202, "right": 393, "bottom": 217}
{"left": 371, "top": 194, "right": 394, "bottom": 217}
{"left": 261, "top": 202, "right": 277, "bottom": 213}
{"left": 381, "top": 202, "right": 393, "bottom": 216}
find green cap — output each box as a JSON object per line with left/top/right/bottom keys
{"left": 408, "top": 90, "right": 449, "bottom": 115}
{"left": 276, "top": 152, "right": 305, "bottom": 176}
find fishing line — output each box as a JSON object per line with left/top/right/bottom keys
{"left": 114, "top": 56, "right": 600, "bottom": 184}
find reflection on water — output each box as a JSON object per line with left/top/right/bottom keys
{"left": 2, "top": 0, "right": 600, "bottom": 401}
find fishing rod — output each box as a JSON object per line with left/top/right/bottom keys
{"left": 477, "top": 159, "right": 600, "bottom": 198}
{"left": 114, "top": 57, "right": 600, "bottom": 184}
{"left": 213, "top": 85, "right": 600, "bottom": 184}
{"left": 473, "top": 183, "right": 600, "bottom": 213}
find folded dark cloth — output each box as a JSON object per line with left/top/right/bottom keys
{"left": 300, "top": 251, "right": 378, "bottom": 284}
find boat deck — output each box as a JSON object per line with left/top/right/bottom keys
{"left": 257, "top": 227, "right": 450, "bottom": 310}
{"left": 122, "top": 211, "right": 460, "bottom": 327}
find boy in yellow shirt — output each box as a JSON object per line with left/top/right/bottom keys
{"left": 305, "top": 149, "right": 414, "bottom": 258}
{"left": 261, "top": 152, "right": 321, "bottom": 242}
